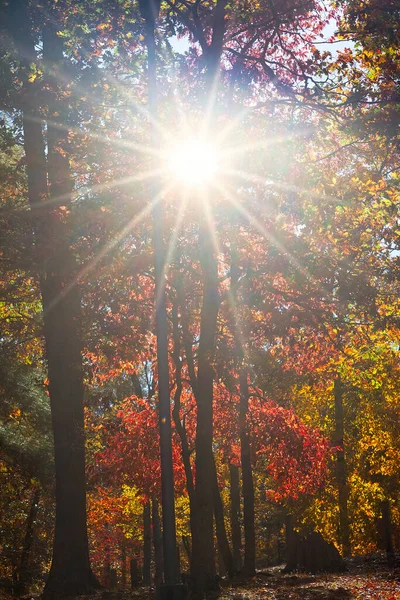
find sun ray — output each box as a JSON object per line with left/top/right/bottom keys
{"left": 199, "top": 185, "right": 249, "bottom": 357}
{"left": 162, "top": 38, "right": 193, "bottom": 140}
{"left": 199, "top": 189, "right": 223, "bottom": 259}
{"left": 225, "top": 166, "right": 343, "bottom": 207}
{"left": 34, "top": 0, "right": 170, "bottom": 145}
{"left": 155, "top": 193, "right": 189, "bottom": 309}
{"left": 8, "top": 163, "right": 162, "bottom": 215}
{"left": 44, "top": 182, "right": 174, "bottom": 317}
{"left": 225, "top": 283, "right": 249, "bottom": 361}
{"left": 101, "top": 70, "right": 173, "bottom": 143}
{"left": 213, "top": 181, "right": 331, "bottom": 300}
{"left": 220, "top": 129, "right": 308, "bottom": 162}
{"left": 200, "top": 68, "right": 223, "bottom": 141}
{"left": 24, "top": 113, "right": 161, "bottom": 162}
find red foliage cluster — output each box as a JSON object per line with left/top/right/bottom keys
{"left": 96, "top": 397, "right": 187, "bottom": 500}
{"left": 249, "top": 393, "right": 331, "bottom": 502}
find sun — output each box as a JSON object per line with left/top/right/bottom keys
{"left": 166, "top": 137, "right": 219, "bottom": 187}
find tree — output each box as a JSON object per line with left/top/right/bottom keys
{"left": 5, "top": 1, "right": 99, "bottom": 594}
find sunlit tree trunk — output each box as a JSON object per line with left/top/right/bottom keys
{"left": 191, "top": 5, "right": 229, "bottom": 593}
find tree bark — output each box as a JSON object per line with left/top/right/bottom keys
{"left": 191, "top": 220, "right": 220, "bottom": 594}
{"left": 110, "top": 569, "right": 117, "bottom": 590}
{"left": 8, "top": 3, "right": 97, "bottom": 596}
{"left": 284, "top": 513, "right": 295, "bottom": 569}
{"left": 16, "top": 488, "right": 40, "bottom": 596}
{"left": 171, "top": 290, "right": 197, "bottom": 541}
{"left": 212, "top": 458, "right": 235, "bottom": 576}
{"left": 182, "top": 536, "right": 192, "bottom": 568}
{"left": 143, "top": 502, "right": 152, "bottom": 586}
{"left": 334, "top": 377, "right": 350, "bottom": 557}
{"left": 381, "top": 500, "right": 395, "bottom": 567}
{"left": 229, "top": 463, "right": 242, "bottom": 572}
{"left": 152, "top": 497, "right": 164, "bottom": 585}
{"left": 42, "top": 22, "right": 98, "bottom": 597}
{"left": 130, "top": 558, "right": 141, "bottom": 588}
{"left": 230, "top": 236, "right": 255, "bottom": 576}
{"left": 239, "top": 369, "right": 256, "bottom": 575}
{"left": 121, "top": 543, "right": 127, "bottom": 588}
{"left": 143, "top": 8, "right": 179, "bottom": 585}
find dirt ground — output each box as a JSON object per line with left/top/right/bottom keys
{"left": 10, "top": 558, "right": 400, "bottom": 600}
{"left": 222, "top": 564, "right": 400, "bottom": 599}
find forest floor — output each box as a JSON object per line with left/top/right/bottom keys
{"left": 218, "top": 562, "right": 400, "bottom": 599}
{"left": 9, "top": 557, "right": 400, "bottom": 600}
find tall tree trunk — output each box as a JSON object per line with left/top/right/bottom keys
{"left": 212, "top": 458, "right": 235, "bottom": 576}
{"left": 143, "top": 7, "right": 179, "bottom": 586}
{"left": 8, "top": 3, "right": 97, "bottom": 596}
{"left": 143, "top": 502, "right": 152, "bottom": 586}
{"left": 334, "top": 377, "right": 350, "bottom": 557}
{"left": 152, "top": 497, "right": 164, "bottom": 585}
{"left": 230, "top": 235, "right": 255, "bottom": 576}
{"left": 191, "top": 220, "right": 220, "bottom": 594}
{"left": 42, "top": 23, "right": 97, "bottom": 597}
{"left": 171, "top": 290, "right": 197, "bottom": 543}
{"left": 239, "top": 370, "right": 256, "bottom": 575}
{"left": 16, "top": 488, "right": 40, "bottom": 596}
{"left": 229, "top": 463, "right": 242, "bottom": 572}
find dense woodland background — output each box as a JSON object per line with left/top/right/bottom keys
{"left": 0, "top": 0, "right": 399, "bottom": 597}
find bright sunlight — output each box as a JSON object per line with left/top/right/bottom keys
{"left": 166, "top": 138, "right": 219, "bottom": 186}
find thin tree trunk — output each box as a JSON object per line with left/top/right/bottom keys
{"left": 334, "top": 377, "right": 350, "bottom": 557}
{"left": 152, "top": 497, "right": 164, "bottom": 585}
{"left": 143, "top": 502, "right": 152, "bottom": 586}
{"left": 110, "top": 569, "right": 117, "bottom": 590}
{"left": 142, "top": 4, "right": 179, "bottom": 587}
{"left": 16, "top": 488, "right": 40, "bottom": 596}
{"left": 381, "top": 500, "right": 395, "bottom": 567}
{"left": 239, "top": 369, "right": 256, "bottom": 575}
{"left": 104, "top": 523, "right": 111, "bottom": 588}
{"left": 130, "top": 558, "right": 140, "bottom": 588}
{"left": 284, "top": 513, "right": 296, "bottom": 571}
{"left": 121, "top": 543, "right": 126, "bottom": 588}
{"left": 171, "top": 289, "right": 197, "bottom": 540}
{"left": 182, "top": 536, "right": 192, "bottom": 569}
{"left": 229, "top": 463, "right": 242, "bottom": 572}
{"left": 230, "top": 235, "right": 255, "bottom": 576}
{"left": 212, "top": 459, "right": 235, "bottom": 576}
{"left": 190, "top": 4, "right": 228, "bottom": 595}
{"left": 8, "top": 3, "right": 97, "bottom": 596}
